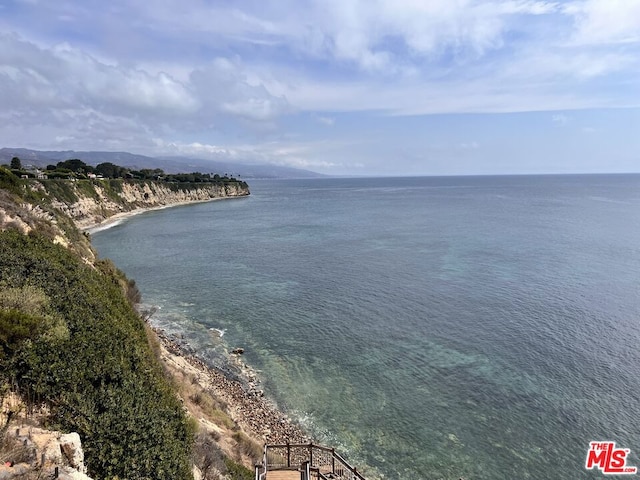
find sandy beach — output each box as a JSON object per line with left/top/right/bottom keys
{"left": 83, "top": 197, "right": 230, "bottom": 233}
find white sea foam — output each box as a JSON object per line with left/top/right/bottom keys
{"left": 209, "top": 327, "right": 226, "bottom": 337}
{"left": 86, "top": 218, "right": 125, "bottom": 234}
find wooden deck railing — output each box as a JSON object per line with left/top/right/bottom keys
{"left": 255, "top": 443, "right": 367, "bottom": 480}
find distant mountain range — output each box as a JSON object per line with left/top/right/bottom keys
{"left": 0, "top": 148, "right": 325, "bottom": 179}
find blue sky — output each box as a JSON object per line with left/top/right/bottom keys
{"left": 0, "top": 0, "right": 639, "bottom": 176}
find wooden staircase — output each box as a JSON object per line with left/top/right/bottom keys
{"left": 264, "top": 471, "right": 301, "bottom": 480}
{"left": 255, "top": 443, "right": 367, "bottom": 480}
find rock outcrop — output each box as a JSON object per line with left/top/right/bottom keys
{"left": 0, "top": 426, "right": 93, "bottom": 480}
{"left": 59, "top": 433, "right": 86, "bottom": 474}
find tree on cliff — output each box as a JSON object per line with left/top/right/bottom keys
{"left": 10, "top": 157, "right": 22, "bottom": 170}
{"left": 57, "top": 159, "right": 94, "bottom": 174}
{"left": 95, "top": 162, "right": 125, "bottom": 178}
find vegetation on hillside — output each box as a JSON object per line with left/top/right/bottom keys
{"left": 0, "top": 230, "right": 194, "bottom": 479}
{"left": 0, "top": 170, "right": 199, "bottom": 479}
{"left": 4, "top": 156, "right": 248, "bottom": 187}
{"left": 0, "top": 167, "right": 98, "bottom": 260}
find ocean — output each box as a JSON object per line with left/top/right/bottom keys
{"left": 91, "top": 175, "right": 640, "bottom": 479}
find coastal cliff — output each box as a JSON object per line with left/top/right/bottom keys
{"left": 27, "top": 178, "right": 250, "bottom": 229}
{"left": 0, "top": 174, "right": 249, "bottom": 262}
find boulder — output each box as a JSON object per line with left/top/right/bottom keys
{"left": 57, "top": 467, "right": 94, "bottom": 479}
{"left": 60, "top": 432, "right": 86, "bottom": 474}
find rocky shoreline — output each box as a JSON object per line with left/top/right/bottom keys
{"left": 153, "top": 327, "right": 310, "bottom": 447}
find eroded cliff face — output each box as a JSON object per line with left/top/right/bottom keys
{"left": 29, "top": 179, "right": 250, "bottom": 229}
{"left": 0, "top": 178, "right": 248, "bottom": 263}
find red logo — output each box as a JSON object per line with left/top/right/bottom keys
{"left": 586, "top": 442, "right": 637, "bottom": 474}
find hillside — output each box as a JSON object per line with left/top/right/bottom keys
{"left": 0, "top": 168, "right": 265, "bottom": 480}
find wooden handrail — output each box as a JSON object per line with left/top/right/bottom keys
{"left": 258, "top": 442, "right": 368, "bottom": 480}
{"left": 266, "top": 443, "right": 335, "bottom": 453}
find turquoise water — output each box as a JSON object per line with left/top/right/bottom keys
{"left": 92, "top": 175, "right": 640, "bottom": 479}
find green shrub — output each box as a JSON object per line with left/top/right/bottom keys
{"left": 0, "top": 230, "right": 193, "bottom": 480}
{"left": 0, "top": 168, "right": 22, "bottom": 195}
{"left": 224, "top": 458, "right": 254, "bottom": 480}
{"left": 38, "top": 179, "right": 78, "bottom": 203}
{"left": 75, "top": 180, "right": 100, "bottom": 200}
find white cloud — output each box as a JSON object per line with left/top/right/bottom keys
{"left": 0, "top": 33, "right": 290, "bottom": 149}
{"left": 5, "top": 1, "right": 637, "bottom": 117}
{"left": 260, "top": 63, "right": 634, "bottom": 116}
{"left": 116, "top": 0, "right": 562, "bottom": 72}
{"left": 284, "top": 0, "right": 562, "bottom": 70}
{"left": 189, "top": 57, "right": 291, "bottom": 123}
{"left": 153, "top": 140, "right": 241, "bottom": 159}
{"left": 152, "top": 138, "right": 363, "bottom": 172}
{"left": 0, "top": 33, "right": 197, "bottom": 114}
{"left": 569, "top": 0, "right": 640, "bottom": 45}
{"left": 1, "top": 0, "right": 640, "bottom": 175}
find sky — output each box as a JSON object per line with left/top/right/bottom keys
{"left": 0, "top": 0, "right": 639, "bottom": 176}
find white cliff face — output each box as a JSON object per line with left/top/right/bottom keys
{"left": 0, "top": 426, "right": 93, "bottom": 480}
{"left": 59, "top": 433, "right": 86, "bottom": 474}
{"left": 31, "top": 180, "right": 250, "bottom": 229}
